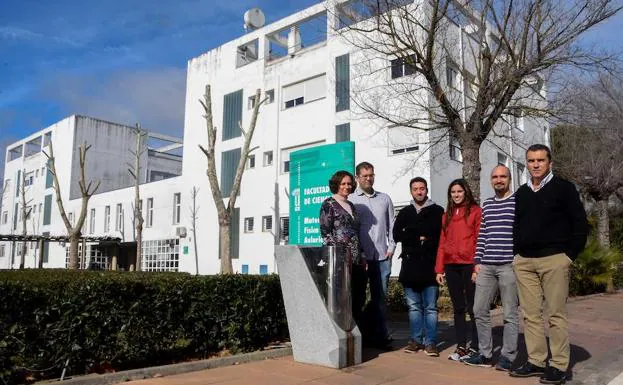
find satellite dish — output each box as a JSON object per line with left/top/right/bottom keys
{"left": 244, "top": 8, "right": 265, "bottom": 31}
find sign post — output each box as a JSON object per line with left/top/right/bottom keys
{"left": 288, "top": 142, "right": 355, "bottom": 246}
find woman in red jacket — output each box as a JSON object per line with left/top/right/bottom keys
{"left": 435, "top": 179, "right": 482, "bottom": 362}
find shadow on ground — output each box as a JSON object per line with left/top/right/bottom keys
{"left": 363, "top": 314, "right": 592, "bottom": 377}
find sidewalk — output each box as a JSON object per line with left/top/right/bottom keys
{"left": 129, "top": 292, "right": 623, "bottom": 385}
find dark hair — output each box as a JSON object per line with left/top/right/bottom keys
{"left": 409, "top": 177, "right": 428, "bottom": 190}
{"left": 443, "top": 179, "right": 477, "bottom": 232}
{"left": 328, "top": 170, "right": 356, "bottom": 194}
{"left": 526, "top": 144, "right": 552, "bottom": 160}
{"left": 355, "top": 161, "right": 374, "bottom": 176}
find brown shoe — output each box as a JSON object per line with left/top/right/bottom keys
{"left": 404, "top": 341, "right": 424, "bottom": 353}
{"left": 424, "top": 344, "right": 439, "bottom": 357}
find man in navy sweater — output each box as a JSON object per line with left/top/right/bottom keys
{"left": 463, "top": 165, "right": 518, "bottom": 371}
{"left": 510, "top": 144, "right": 588, "bottom": 385}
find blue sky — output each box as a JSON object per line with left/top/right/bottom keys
{"left": 0, "top": 0, "right": 621, "bottom": 150}
{"left": 0, "top": 0, "right": 319, "bottom": 145}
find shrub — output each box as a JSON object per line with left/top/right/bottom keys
{"left": 386, "top": 279, "right": 453, "bottom": 318}
{"left": 570, "top": 238, "right": 622, "bottom": 296}
{"left": 0, "top": 270, "right": 288, "bottom": 385}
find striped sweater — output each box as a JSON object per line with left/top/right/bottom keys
{"left": 475, "top": 193, "right": 515, "bottom": 265}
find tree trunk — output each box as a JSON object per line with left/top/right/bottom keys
{"left": 595, "top": 198, "right": 615, "bottom": 293}
{"left": 69, "top": 234, "right": 80, "bottom": 270}
{"left": 596, "top": 198, "right": 610, "bottom": 248}
{"left": 219, "top": 223, "right": 233, "bottom": 274}
{"left": 461, "top": 141, "right": 482, "bottom": 203}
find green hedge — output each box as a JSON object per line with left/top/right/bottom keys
{"left": 0, "top": 270, "right": 288, "bottom": 385}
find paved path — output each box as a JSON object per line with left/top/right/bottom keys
{"left": 129, "top": 293, "right": 623, "bottom": 385}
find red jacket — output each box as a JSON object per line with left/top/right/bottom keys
{"left": 435, "top": 204, "right": 482, "bottom": 274}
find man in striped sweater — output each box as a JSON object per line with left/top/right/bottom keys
{"left": 462, "top": 165, "right": 518, "bottom": 371}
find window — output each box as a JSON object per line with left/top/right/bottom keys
{"left": 0, "top": 245, "right": 4, "bottom": 258}
{"left": 446, "top": 65, "right": 459, "bottom": 89}
{"left": 222, "top": 89, "right": 243, "bottom": 141}
{"left": 141, "top": 239, "right": 180, "bottom": 272}
{"left": 336, "top": 123, "right": 350, "bottom": 142}
{"left": 259, "top": 264, "right": 268, "bottom": 275}
{"left": 146, "top": 198, "right": 154, "bottom": 228}
{"left": 390, "top": 54, "right": 417, "bottom": 79}
{"left": 244, "top": 217, "right": 254, "bottom": 233}
{"left": 241, "top": 264, "right": 249, "bottom": 274}
{"left": 248, "top": 95, "right": 257, "bottom": 110}
{"left": 265, "top": 89, "right": 275, "bottom": 104}
{"left": 104, "top": 206, "right": 110, "bottom": 232}
{"left": 388, "top": 126, "right": 419, "bottom": 155}
{"left": 43, "top": 194, "right": 52, "bottom": 225}
{"left": 236, "top": 39, "right": 259, "bottom": 67}
{"left": 516, "top": 163, "right": 526, "bottom": 185}
{"left": 280, "top": 217, "right": 290, "bottom": 243}
{"left": 335, "top": 54, "right": 350, "bottom": 111}
{"left": 68, "top": 212, "right": 74, "bottom": 226}
{"left": 263, "top": 151, "right": 273, "bottom": 166}
{"left": 173, "top": 193, "right": 181, "bottom": 225}
{"left": 89, "top": 208, "right": 96, "bottom": 234}
{"left": 32, "top": 205, "right": 36, "bottom": 214}
{"left": 246, "top": 154, "right": 256, "bottom": 169}
{"left": 24, "top": 173, "right": 33, "bottom": 186}
{"left": 45, "top": 163, "right": 53, "bottom": 188}
{"left": 221, "top": 148, "right": 242, "bottom": 196}
{"left": 2, "top": 211, "right": 7, "bottom": 224}
{"left": 283, "top": 74, "right": 326, "bottom": 109}
{"left": 449, "top": 133, "right": 462, "bottom": 162}
{"left": 262, "top": 215, "right": 273, "bottom": 232}
{"left": 497, "top": 152, "right": 509, "bottom": 166}
{"left": 35, "top": 169, "right": 39, "bottom": 178}
{"left": 116, "top": 204, "right": 123, "bottom": 231}
{"left": 38, "top": 203, "right": 42, "bottom": 213}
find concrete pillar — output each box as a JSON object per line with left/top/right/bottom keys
{"left": 37, "top": 239, "right": 44, "bottom": 268}
{"left": 111, "top": 245, "right": 118, "bottom": 271}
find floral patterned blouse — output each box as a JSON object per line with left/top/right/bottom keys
{"left": 319, "top": 197, "right": 362, "bottom": 264}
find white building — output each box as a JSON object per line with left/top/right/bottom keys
{"left": 0, "top": 115, "right": 183, "bottom": 270}
{"left": 1, "top": 1, "right": 548, "bottom": 275}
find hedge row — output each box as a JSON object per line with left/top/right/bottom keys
{"left": 0, "top": 270, "right": 288, "bottom": 384}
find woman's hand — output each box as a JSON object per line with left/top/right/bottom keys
{"left": 436, "top": 273, "right": 445, "bottom": 285}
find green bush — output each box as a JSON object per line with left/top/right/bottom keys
{"left": 570, "top": 238, "right": 622, "bottom": 296}
{"left": 0, "top": 270, "right": 288, "bottom": 385}
{"left": 386, "top": 279, "right": 453, "bottom": 317}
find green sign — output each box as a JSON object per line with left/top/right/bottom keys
{"left": 289, "top": 141, "right": 355, "bottom": 246}
{"left": 183, "top": 246, "right": 188, "bottom": 255}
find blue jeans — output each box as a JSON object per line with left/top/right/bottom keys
{"left": 404, "top": 286, "right": 439, "bottom": 346}
{"left": 366, "top": 259, "right": 392, "bottom": 341}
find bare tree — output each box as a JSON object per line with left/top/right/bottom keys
{"left": 128, "top": 124, "right": 147, "bottom": 271}
{"left": 553, "top": 73, "right": 623, "bottom": 247}
{"left": 199, "top": 86, "right": 266, "bottom": 273}
{"left": 552, "top": 73, "right": 623, "bottom": 292}
{"left": 189, "top": 186, "right": 200, "bottom": 275}
{"left": 44, "top": 142, "right": 101, "bottom": 270}
{"left": 19, "top": 171, "right": 33, "bottom": 269}
{"left": 331, "top": 0, "right": 620, "bottom": 199}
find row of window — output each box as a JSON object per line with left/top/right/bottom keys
{"left": 240, "top": 264, "right": 269, "bottom": 275}
{"left": 65, "top": 193, "right": 182, "bottom": 235}
{"left": 243, "top": 215, "right": 273, "bottom": 233}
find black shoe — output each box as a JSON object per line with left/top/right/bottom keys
{"left": 510, "top": 362, "right": 547, "bottom": 378}
{"left": 539, "top": 366, "right": 567, "bottom": 384}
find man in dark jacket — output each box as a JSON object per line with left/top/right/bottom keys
{"left": 393, "top": 177, "right": 444, "bottom": 357}
{"left": 510, "top": 144, "right": 589, "bottom": 385}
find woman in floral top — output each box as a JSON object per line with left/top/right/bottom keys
{"left": 319, "top": 170, "right": 361, "bottom": 264}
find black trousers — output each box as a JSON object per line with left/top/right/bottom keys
{"left": 445, "top": 263, "right": 478, "bottom": 350}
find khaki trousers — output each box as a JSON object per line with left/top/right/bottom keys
{"left": 513, "top": 253, "right": 571, "bottom": 371}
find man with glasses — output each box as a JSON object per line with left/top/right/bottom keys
{"left": 349, "top": 162, "right": 395, "bottom": 350}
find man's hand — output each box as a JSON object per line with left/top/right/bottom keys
{"left": 385, "top": 251, "right": 394, "bottom": 260}
{"left": 436, "top": 273, "right": 445, "bottom": 285}
{"left": 472, "top": 264, "right": 480, "bottom": 283}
